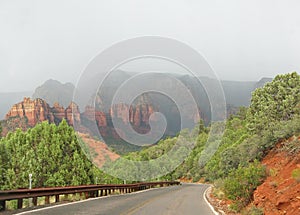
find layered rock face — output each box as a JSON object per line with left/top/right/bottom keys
{"left": 3, "top": 97, "right": 158, "bottom": 139}
{"left": 82, "top": 106, "right": 107, "bottom": 127}
{"left": 65, "top": 102, "right": 81, "bottom": 126}
{"left": 109, "top": 103, "right": 156, "bottom": 127}
{"left": 5, "top": 97, "right": 54, "bottom": 126}
{"left": 5, "top": 98, "right": 81, "bottom": 127}
{"left": 51, "top": 102, "right": 65, "bottom": 123}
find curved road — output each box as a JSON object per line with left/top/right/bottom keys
{"left": 17, "top": 184, "right": 216, "bottom": 215}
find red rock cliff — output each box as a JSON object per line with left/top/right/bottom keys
{"left": 3, "top": 97, "right": 158, "bottom": 139}
{"left": 5, "top": 97, "right": 54, "bottom": 126}
{"left": 5, "top": 98, "right": 82, "bottom": 127}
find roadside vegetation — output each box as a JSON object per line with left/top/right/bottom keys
{"left": 0, "top": 72, "right": 299, "bottom": 213}
{"left": 0, "top": 120, "right": 121, "bottom": 191}
{"left": 120, "top": 71, "right": 300, "bottom": 212}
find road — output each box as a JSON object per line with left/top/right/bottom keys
{"left": 17, "top": 184, "right": 216, "bottom": 215}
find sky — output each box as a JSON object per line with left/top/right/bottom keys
{"left": 0, "top": 0, "right": 300, "bottom": 92}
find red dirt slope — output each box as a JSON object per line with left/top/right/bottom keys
{"left": 77, "top": 132, "right": 120, "bottom": 167}
{"left": 253, "top": 136, "right": 300, "bottom": 215}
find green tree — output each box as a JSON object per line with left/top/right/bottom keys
{"left": 0, "top": 120, "right": 99, "bottom": 190}
{"left": 247, "top": 72, "right": 300, "bottom": 134}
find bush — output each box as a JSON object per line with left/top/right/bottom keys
{"left": 281, "top": 136, "right": 300, "bottom": 155}
{"left": 223, "top": 161, "right": 266, "bottom": 211}
{"left": 292, "top": 168, "right": 300, "bottom": 182}
{"left": 213, "top": 179, "right": 225, "bottom": 199}
{"left": 242, "top": 205, "right": 264, "bottom": 215}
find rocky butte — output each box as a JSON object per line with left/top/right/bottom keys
{"left": 4, "top": 98, "right": 81, "bottom": 131}
{"left": 2, "top": 97, "right": 158, "bottom": 140}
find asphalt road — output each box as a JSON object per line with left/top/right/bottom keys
{"left": 17, "top": 184, "right": 215, "bottom": 215}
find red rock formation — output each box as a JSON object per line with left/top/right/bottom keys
{"left": 110, "top": 103, "right": 131, "bottom": 124}
{"left": 51, "top": 102, "right": 65, "bottom": 122}
{"left": 4, "top": 98, "right": 82, "bottom": 129}
{"left": 110, "top": 103, "right": 157, "bottom": 127}
{"left": 83, "top": 106, "right": 107, "bottom": 127}
{"left": 3, "top": 97, "right": 159, "bottom": 140}
{"left": 5, "top": 97, "right": 54, "bottom": 126}
{"left": 65, "top": 102, "right": 81, "bottom": 126}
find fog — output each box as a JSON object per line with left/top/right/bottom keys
{"left": 0, "top": 0, "right": 300, "bottom": 92}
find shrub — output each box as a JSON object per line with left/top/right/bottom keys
{"left": 242, "top": 205, "right": 264, "bottom": 215}
{"left": 281, "top": 136, "right": 300, "bottom": 155}
{"left": 223, "top": 161, "right": 266, "bottom": 211}
{"left": 213, "top": 179, "right": 225, "bottom": 199}
{"left": 268, "top": 168, "right": 278, "bottom": 177}
{"left": 292, "top": 168, "right": 300, "bottom": 182}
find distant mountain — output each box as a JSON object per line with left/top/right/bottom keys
{"left": 253, "top": 77, "right": 273, "bottom": 89}
{"left": 31, "top": 72, "right": 272, "bottom": 113}
{"left": 0, "top": 91, "right": 32, "bottom": 119}
{"left": 1, "top": 73, "right": 273, "bottom": 153}
{"left": 32, "top": 79, "right": 75, "bottom": 108}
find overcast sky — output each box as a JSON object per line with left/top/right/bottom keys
{"left": 0, "top": 0, "right": 300, "bottom": 92}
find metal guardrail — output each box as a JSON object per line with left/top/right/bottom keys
{"left": 0, "top": 181, "right": 180, "bottom": 211}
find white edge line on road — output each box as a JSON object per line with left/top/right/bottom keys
{"left": 14, "top": 186, "right": 167, "bottom": 215}
{"left": 203, "top": 185, "right": 219, "bottom": 215}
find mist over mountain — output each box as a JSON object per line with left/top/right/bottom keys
{"left": 1, "top": 71, "right": 272, "bottom": 122}
{"left": 1, "top": 71, "right": 273, "bottom": 153}
{"left": 32, "top": 79, "right": 75, "bottom": 108}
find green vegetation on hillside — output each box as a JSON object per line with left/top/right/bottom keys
{"left": 0, "top": 120, "right": 121, "bottom": 190}
{"left": 121, "top": 72, "right": 300, "bottom": 212}
{"left": 0, "top": 72, "right": 299, "bottom": 213}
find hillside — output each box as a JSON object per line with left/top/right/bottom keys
{"left": 110, "top": 72, "right": 300, "bottom": 213}
{"left": 208, "top": 135, "right": 300, "bottom": 215}
{"left": 253, "top": 135, "right": 300, "bottom": 215}
{"left": 77, "top": 132, "right": 119, "bottom": 167}
{"left": 0, "top": 71, "right": 298, "bottom": 213}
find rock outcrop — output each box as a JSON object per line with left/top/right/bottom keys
{"left": 82, "top": 106, "right": 107, "bottom": 127}
{"left": 5, "top": 97, "right": 54, "bottom": 126}
{"left": 4, "top": 97, "right": 81, "bottom": 128}
{"left": 65, "top": 102, "right": 81, "bottom": 126}
{"left": 51, "top": 102, "right": 65, "bottom": 123}
{"left": 3, "top": 97, "right": 158, "bottom": 139}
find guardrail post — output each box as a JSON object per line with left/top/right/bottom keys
{"left": 55, "top": 194, "right": 59, "bottom": 203}
{"left": 0, "top": 200, "right": 5, "bottom": 211}
{"left": 17, "top": 199, "right": 23, "bottom": 209}
{"left": 33, "top": 197, "right": 37, "bottom": 206}
{"left": 45, "top": 196, "right": 50, "bottom": 204}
